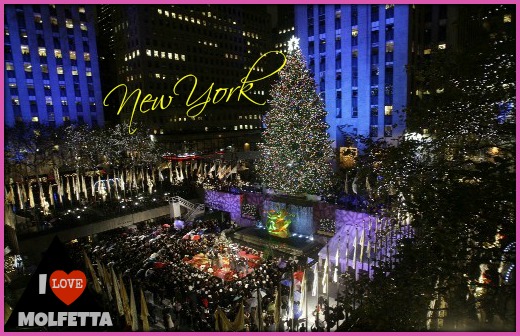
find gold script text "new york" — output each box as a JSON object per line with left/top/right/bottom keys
{"left": 103, "top": 50, "right": 287, "bottom": 134}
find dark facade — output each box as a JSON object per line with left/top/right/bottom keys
{"left": 97, "top": 5, "right": 274, "bottom": 153}
{"left": 4, "top": 4, "right": 104, "bottom": 128}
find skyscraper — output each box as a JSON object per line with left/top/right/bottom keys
{"left": 98, "top": 5, "right": 273, "bottom": 152}
{"left": 295, "top": 4, "right": 409, "bottom": 148}
{"left": 4, "top": 4, "right": 104, "bottom": 128}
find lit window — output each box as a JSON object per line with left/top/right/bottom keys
{"left": 146, "top": 49, "right": 151, "bottom": 56}
{"left": 158, "top": 9, "right": 162, "bottom": 15}
{"left": 178, "top": 14, "right": 183, "bottom": 20}
{"left": 172, "top": 13, "right": 176, "bottom": 19}
{"left": 55, "top": 49, "right": 62, "bottom": 58}
{"left": 174, "top": 53, "right": 179, "bottom": 60}
{"left": 57, "top": 66, "right": 64, "bottom": 74}
{"left": 423, "top": 49, "right": 431, "bottom": 55}
{"left": 46, "top": 97, "right": 52, "bottom": 105}
{"left": 154, "top": 50, "right": 159, "bottom": 57}
{"left": 240, "top": 125, "right": 243, "bottom": 129}
{"left": 51, "top": 17, "right": 58, "bottom": 25}
{"left": 191, "top": 17, "right": 195, "bottom": 23}
{"left": 66, "top": 19, "right": 74, "bottom": 29}
{"left": 79, "top": 7, "right": 85, "bottom": 13}
{"left": 165, "top": 11, "right": 169, "bottom": 17}
{"left": 197, "top": 19, "right": 200, "bottom": 24}
{"left": 80, "top": 23, "right": 88, "bottom": 31}
{"left": 32, "top": 117, "right": 39, "bottom": 122}
{"left": 385, "top": 5, "right": 394, "bottom": 9}
{"left": 168, "top": 52, "right": 172, "bottom": 59}
{"left": 161, "top": 51, "right": 165, "bottom": 58}
{"left": 352, "top": 28, "right": 358, "bottom": 37}
{"left": 84, "top": 52, "right": 90, "bottom": 61}
{"left": 386, "top": 42, "right": 394, "bottom": 53}
{"left": 41, "top": 64, "right": 49, "bottom": 73}
{"left": 384, "top": 105, "right": 393, "bottom": 115}
{"left": 72, "top": 67, "right": 78, "bottom": 75}
{"left": 438, "top": 43, "right": 446, "bottom": 50}
{"left": 86, "top": 71, "right": 92, "bottom": 76}
{"left": 136, "top": 50, "right": 140, "bottom": 56}
{"left": 21, "top": 45, "right": 30, "bottom": 54}
{"left": 155, "top": 73, "right": 161, "bottom": 78}
{"left": 34, "top": 15, "right": 42, "bottom": 24}
{"left": 61, "top": 99, "right": 68, "bottom": 105}
{"left": 234, "top": 126, "right": 238, "bottom": 130}
{"left": 70, "top": 51, "right": 76, "bottom": 60}
{"left": 24, "top": 63, "right": 32, "bottom": 72}
{"left": 12, "top": 97, "right": 20, "bottom": 105}
{"left": 504, "top": 14, "right": 512, "bottom": 23}
{"left": 181, "top": 55, "right": 185, "bottom": 61}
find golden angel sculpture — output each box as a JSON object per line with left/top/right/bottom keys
{"left": 266, "top": 209, "right": 293, "bottom": 238}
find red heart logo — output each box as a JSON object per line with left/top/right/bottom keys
{"left": 49, "top": 270, "right": 87, "bottom": 305}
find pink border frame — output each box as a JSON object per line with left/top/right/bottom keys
{"left": 1, "top": 0, "right": 518, "bottom": 335}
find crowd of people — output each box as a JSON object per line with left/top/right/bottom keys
{"left": 78, "top": 217, "right": 313, "bottom": 331}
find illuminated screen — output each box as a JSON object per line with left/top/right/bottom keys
{"left": 266, "top": 209, "right": 293, "bottom": 238}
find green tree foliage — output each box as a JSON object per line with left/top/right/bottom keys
{"left": 259, "top": 46, "right": 334, "bottom": 195}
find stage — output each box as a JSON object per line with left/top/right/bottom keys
{"left": 232, "top": 227, "right": 323, "bottom": 257}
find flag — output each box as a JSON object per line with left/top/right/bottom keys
{"left": 256, "top": 287, "right": 263, "bottom": 331}
{"left": 6, "top": 184, "right": 15, "bottom": 204}
{"left": 48, "top": 184, "right": 54, "bottom": 206}
{"left": 81, "top": 175, "right": 88, "bottom": 200}
{"left": 352, "top": 229, "right": 358, "bottom": 280}
{"left": 197, "top": 161, "right": 203, "bottom": 176}
{"left": 72, "top": 175, "right": 77, "bottom": 200}
{"left": 273, "top": 284, "right": 281, "bottom": 326}
{"left": 322, "top": 247, "right": 329, "bottom": 294}
{"left": 119, "top": 274, "right": 132, "bottom": 327}
{"left": 311, "top": 263, "right": 318, "bottom": 297}
{"left": 90, "top": 175, "right": 95, "bottom": 197}
{"left": 140, "top": 288, "right": 150, "bottom": 331}
{"left": 96, "top": 260, "right": 112, "bottom": 301}
{"left": 344, "top": 235, "right": 350, "bottom": 271}
{"left": 111, "top": 266, "right": 124, "bottom": 316}
{"left": 300, "top": 270, "right": 307, "bottom": 325}
{"left": 231, "top": 302, "right": 245, "bottom": 331}
{"left": 352, "top": 175, "right": 358, "bottom": 194}
{"left": 28, "top": 182, "right": 35, "bottom": 208}
{"left": 83, "top": 250, "right": 101, "bottom": 294}
{"left": 130, "top": 280, "right": 139, "bottom": 331}
{"left": 38, "top": 182, "right": 45, "bottom": 207}
{"left": 17, "top": 184, "right": 25, "bottom": 209}
{"left": 158, "top": 169, "right": 164, "bottom": 182}
{"left": 359, "top": 226, "right": 365, "bottom": 262}
{"left": 333, "top": 243, "right": 340, "bottom": 283}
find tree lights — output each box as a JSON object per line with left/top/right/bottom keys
{"left": 259, "top": 37, "right": 333, "bottom": 196}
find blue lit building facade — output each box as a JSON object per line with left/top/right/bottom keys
{"left": 4, "top": 4, "right": 104, "bottom": 128}
{"left": 295, "top": 4, "right": 409, "bottom": 147}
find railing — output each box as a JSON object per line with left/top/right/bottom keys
{"left": 170, "top": 196, "right": 205, "bottom": 221}
{"left": 185, "top": 204, "right": 205, "bottom": 222}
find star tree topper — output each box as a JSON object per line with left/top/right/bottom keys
{"left": 287, "top": 35, "right": 300, "bottom": 53}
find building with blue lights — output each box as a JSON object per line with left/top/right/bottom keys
{"left": 295, "top": 4, "right": 409, "bottom": 147}
{"left": 4, "top": 4, "right": 104, "bottom": 128}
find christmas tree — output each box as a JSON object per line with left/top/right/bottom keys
{"left": 259, "top": 37, "right": 334, "bottom": 196}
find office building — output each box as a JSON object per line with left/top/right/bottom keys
{"left": 295, "top": 4, "right": 409, "bottom": 147}
{"left": 4, "top": 4, "right": 104, "bottom": 128}
{"left": 97, "top": 5, "right": 272, "bottom": 152}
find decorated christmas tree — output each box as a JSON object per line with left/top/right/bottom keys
{"left": 259, "top": 37, "right": 334, "bottom": 196}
